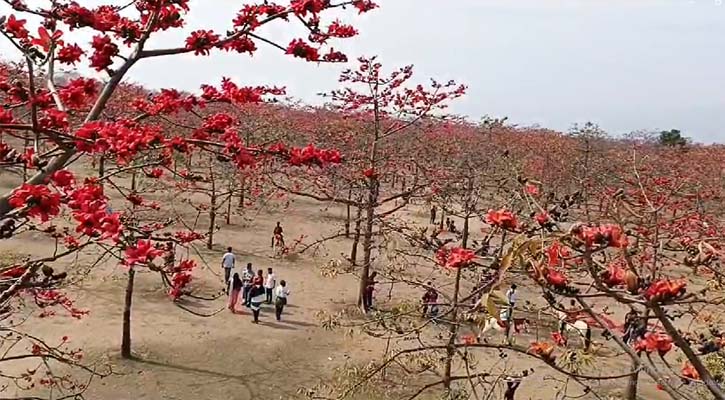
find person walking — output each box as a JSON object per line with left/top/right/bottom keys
{"left": 242, "top": 263, "right": 254, "bottom": 306}
{"left": 272, "top": 221, "right": 284, "bottom": 247}
{"left": 264, "top": 267, "right": 276, "bottom": 304}
{"left": 274, "top": 280, "right": 290, "bottom": 321}
{"left": 228, "top": 273, "right": 243, "bottom": 313}
{"left": 221, "top": 247, "right": 235, "bottom": 289}
{"left": 249, "top": 280, "right": 266, "bottom": 324}
{"left": 429, "top": 206, "right": 437, "bottom": 225}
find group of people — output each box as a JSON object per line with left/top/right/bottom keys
{"left": 429, "top": 206, "right": 458, "bottom": 233}
{"left": 221, "top": 246, "right": 290, "bottom": 323}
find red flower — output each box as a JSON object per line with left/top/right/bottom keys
{"left": 63, "top": 235, "right": 80, "bottom": 249}
{"left": 633, "top": 332, "right": 673, "bottom": 356}
{"left": 576, "top": 224, "right": 628, "bottom": 249}
{"left": 535, "top": 212, "right": 550, "bottom": 225}
{"left": 174, "top": 230, "right": 203, "bottom": 244}
{"left": 327, "top": 21, "right": 357, "bottom": 38}
{"left": 185, "top": 30, "right": 220, "bottom": 55}
{"left": 644, "top": 279, "right": 687, "bottom": 302}
{"left": 546, "top": 241, "right": 562, "bottom": 267}
{"left": 99, "top": 213, "right": 122, "bottom": 242}
{"left": 31, "top": 27, "right": 64, "bottom": 52}
{"left": 50, "top": 170, "right": 75, "bottom": 188}
{"left": 528, "top": 341, "right": 555, "bottom": 361}
{"left": 362, "top": 168, "right": 376, "bottom": 178}
{"left": 202, "top": 113, "right": 235, "bottom": 133}
{"left": 4, "top": 15, "right": 29, "bottom": 39}
{"left": 124, "top": 240, "right": 162, "bottom": 266}
{"left": 286, "top": 39, "right": 319, "bottom": 61}
{"left": 551, "top": 332, "right": 567, "bottom": 346}
{"left": 545, "top": 269, "right": 568, "bottom": 288}
{"left": 89, "top": 35, "right": 118, "bottom": 71}
{"left": 8, "top": 184, "right": 61, "bottom": 222}
{"left": 57, "top": 43, "right": 84, "bottom": 65}
{"left": 322, "top": 48, "right": 348, "bottom": 63}
{"left": 681, "top": 361, "right": 700, "bottom": 381}
{"left": 602, "top": 263, "right": 626, "bottom": 287}
{"left": 436, "top": 247, "right": 476, "bottom": 269}
{"left": 291, "top": 0, "right": 327, "bottom": 16}
{"left": 352, "top": 0, "right": 379, "bottom": 13}
{"left": 485, "top": 208, "right": 518, "bottom": 230}
{"left": 525, "top": 183, "right": 539, "bottom": 195}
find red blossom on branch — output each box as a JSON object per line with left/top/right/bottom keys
{"left": 633, "top": 332, "right": 673, "bottom": 356}
{"left": 8, "top": 184, "right": 62, "bottom": 222}
{"left": 124, "top": 240, "right": 163, "bottom": 266}
{"left": 436, "top": 247, "right": 476, "bottom": 269}
{"left": 485, "top": 208, "right": 518, "bottom": 230}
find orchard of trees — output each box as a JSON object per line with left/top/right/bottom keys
{"left": 1, "top": 1, "right": 724, "bottom": 400}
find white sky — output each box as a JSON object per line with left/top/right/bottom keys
{"left": 2, "top": 0, "right": 724, "bottom": 143}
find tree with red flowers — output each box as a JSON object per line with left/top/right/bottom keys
{"left": 0, "top": 0, "right": 376, "bottom": 396}
{"left": 272, "top": 57, "right": 466, "bottom": 310}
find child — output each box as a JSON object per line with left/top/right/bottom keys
{"left": 265, "top": 267, "right": 276, "bottom": 304}
{"left": 249, "top": 281, "right": 266, "bottom": 323}
{"left": 274, "top": 280, "right": 290, "bottom": 321}
{"left": 228, "top": 273, "right": 243, "bottom": 313}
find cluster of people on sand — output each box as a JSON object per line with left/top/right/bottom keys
{"left": 429, "top": 206, "right": 458, "bottom": 233}
{"left": 220, "top": 226, "right": 291, "bottom": 324}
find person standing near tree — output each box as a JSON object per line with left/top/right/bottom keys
{"left": 221, "top": 247, "right": 235, "bottom": 290}
{"left": 272, "top": 221, "right": 284, "bottom": 247}
{"left": 242, "top": 263, "right": 254, "bottom": 306}
{"left": 274, "top": 280, "right": 290, "bottom": 321}
{"left": 429, "top": 206, "right": 437, "bottom": 225}
{"left": 363, "top": 271, "right": 378, "bottom": 313}
{"left": 249, "top": 280, "right": 266, "bottom": 324}
{"left": 264, "top": 267, "right": 276, "bottom": 304}
{"left": 228, "top": 273, "right": 243, "bottom": 313}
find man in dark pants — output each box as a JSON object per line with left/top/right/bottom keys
{"left": 221, "top": 247, "right": 235, "bottom": 290}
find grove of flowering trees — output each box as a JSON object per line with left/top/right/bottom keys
{"left": 0, "top": 0, "right": 376, "bottom": 396}
{"left": 2, "top": 1, "right": 725, "bottom": 400}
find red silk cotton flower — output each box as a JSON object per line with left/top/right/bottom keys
{"left": 436, "top": 247, "right": 476, "bottom": 269}
{"left": 8, "top": 184, "right": 61, "bottom": 222}
{"left": 545, "top": 268, "right": 569, "bottom": 288}
{"left": 633, "top": 332, "right": 673, "bottom": 356}
{"left": 124, "top": 240, "right": 163, "bottom": 266}
{"left": 644, "top": 279, "right": 687, "bottom": 302}
{"left": 485, "top": 209, "right": 518, "bottom": 230}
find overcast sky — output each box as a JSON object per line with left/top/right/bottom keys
{"left": 2, "top": 0, "right": 724, "bottom": 143}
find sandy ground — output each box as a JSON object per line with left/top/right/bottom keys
{"left": 0, "top": 172, "right": 672, "bottom": 400}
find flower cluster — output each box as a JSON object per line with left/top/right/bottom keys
{"left": 435, "top": 246, "right": 476, "bottom": 269}
{"left": 633, "top": 332, "right": 673, "bottom": 356}
{"left": 485, "top": 209, "right": 518, "bottom": 230}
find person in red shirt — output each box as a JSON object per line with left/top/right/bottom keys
{"left": 253, "top": 269, "right": 264, "bottom": 286}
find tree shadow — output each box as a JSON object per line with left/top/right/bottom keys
{"left": 129, "top": 356, "right": 268, "bottom": 382}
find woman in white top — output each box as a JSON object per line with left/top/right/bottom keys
{"left": 274, "top": 280, "right": 290, "bottom": 321}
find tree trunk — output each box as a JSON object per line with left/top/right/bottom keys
{"left": 625, "top": 359, "right": 639, "bottom": 400}
{"left": 121, "top": 266, "right": 135, "bottom": 359}
{"left": 350, "top": 203, "right": 363, "bottom": 265}
{"left": 345, "top": 188, "right": 352, "bottom": 238}
{"left": 357, "top": 182, "right": 377, "bottom": 310}
{"left": 98, "top": 155, "right": 105, "bottom": 177}
{"left": 443, "top": 266, "right": 463, "bottom": 389}
{"left": 207, "top": 197, "right": 216, "bottom": 250}
{"left": 238, "top": 176, "right": 245, "bottom": 208}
